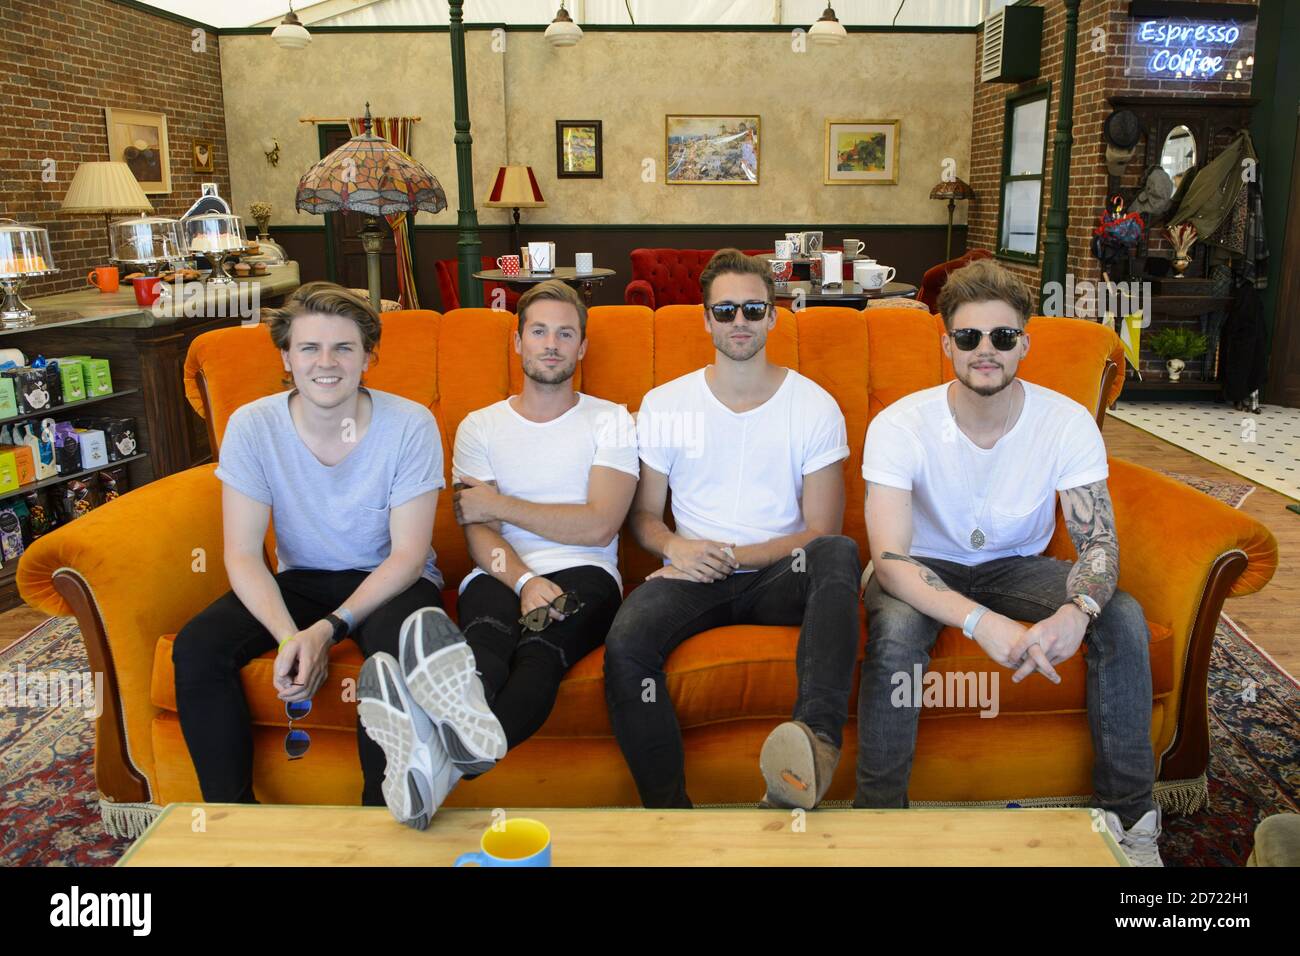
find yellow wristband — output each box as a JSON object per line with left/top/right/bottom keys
{"left": 278, "top": 634, "right": 296, "bottom": 647}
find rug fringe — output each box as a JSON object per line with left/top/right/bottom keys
{"left": 1154, "top": 775, "right": 1209, "bottom": 815}
{"left": 99, "top": 799, "right": 161, "bottom": 840}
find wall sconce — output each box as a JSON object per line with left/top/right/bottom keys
{"left": 261, "top": 138, "right": 280, "bottom": 167}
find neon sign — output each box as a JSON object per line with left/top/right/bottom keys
{"left": 1136, "top": 19, "right": 1244, "bottom": 78}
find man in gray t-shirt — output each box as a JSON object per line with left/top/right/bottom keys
{"left": 173, "top": 283, "right": 501, "bottom": 827}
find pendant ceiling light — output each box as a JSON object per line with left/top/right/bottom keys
{"left": 545, "top": 2, "right": 583, "bottom": 48}
{"left": 809, "top": 5, "right": 847, "bottom": 46}
{"left": 272, "top": 3, "right": 311, "bottom": 50}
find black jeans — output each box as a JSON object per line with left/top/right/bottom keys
{"left": 173, "top": 569, "right": 444, "bottom": 805}
{"left": 604, "top": 535, "right": 862, "bottom": 808}
{"left": 457, "top": 564, "right": 622, "bottom": 751}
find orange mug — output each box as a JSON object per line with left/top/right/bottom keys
{"left": 132, "top": 276, "right": 162, "bottom": 306}
{"left": 88, "top": 267, "right": 119, "bottom": 293}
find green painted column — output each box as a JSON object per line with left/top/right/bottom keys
{"left": 1040, "top": 0, "right": 1080, "bottom": 310}
{"left": 449, "top": 0, "right": 483, "bottom": 307}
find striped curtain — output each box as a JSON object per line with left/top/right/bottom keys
{"left": 348, "top": 115, "right": 420, "bottom": 310}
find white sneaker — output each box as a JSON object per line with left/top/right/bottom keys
{"left": 1104, "top": 807, "right": 1164, "bottom": 867}
{"left": 399, "top": 607, "right": 508, "bottom": 775}
{"left": 358, "top": 652, "right": 453, "bottom": 830}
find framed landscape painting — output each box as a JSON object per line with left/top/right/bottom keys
{"left": 665, "top": 114, "right": 759, "bottom": 185}
{"left": 825, "top": 120, "right": 900, "bottom": 185}
{"left": 104, "top": 107, "right": 171, "bottom": 194}
{"left": 556, "top": 120, "right": 602, "bottom": 178}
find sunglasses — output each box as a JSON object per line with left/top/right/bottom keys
{"left": 708, "top": 300, "right": 771, "bottom": 323}
{"left": 285, "top": 698, "right": 311, "bottom": 760}
{"left": 949, "top": 327, "right": 1024, "bottom": 352}
{"left": 518, "top": 592, "right": 584, "bottom": 633}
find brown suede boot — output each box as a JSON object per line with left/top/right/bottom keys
{"left": 758, "top": 720, "right": 839, "bottom": 810}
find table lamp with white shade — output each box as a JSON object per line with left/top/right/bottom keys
{"left": 483, "top": 164, "right": 546, "bottom": 255}
{"left": 60, "top": 161, "right": 154, "bottom": 256}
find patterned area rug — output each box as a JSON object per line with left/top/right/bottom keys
{"left": 1, "top": 476, "right": 1294, "bottom": 866}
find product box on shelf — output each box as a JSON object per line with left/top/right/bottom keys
{"left": 0, "top": 444, "right": 36, "bottom": 486}
{"left": 0, "top": 378, "right": 16, "bottom": 419}
{"left": 73, "top": 416, "right": 139, "bottom": 461}
{"left": 2, "top": 368, "right": 55, "bottom": 415}
{"left": 53, "top": 423, "right": 80, "bottom": 475}
{"left": 0, "top": 451, "right": 19, "bottom": 495}
{"left": 20, "top": 420, "right": 57, "bottom": 480}
{"left": 55, "top": 361, "right": 86, "bottom": 403}
{"left": 74, "top": 428, "right": 108, "bottom": 471}
{"left": 0, "top": 507, "right": 23, "bottom": 562}
{"left": 83, "top": 359, "right": 113, "bottom": 396}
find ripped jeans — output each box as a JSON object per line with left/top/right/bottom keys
{"left": 457, "top": 564, "right": 622, "bottom": 751}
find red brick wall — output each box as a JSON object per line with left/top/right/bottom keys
{"left": 0, "top": 0, "right": 230, "bottom": 297}
{"left": 967, "top": 0, "right": 1257, "bottom": 303}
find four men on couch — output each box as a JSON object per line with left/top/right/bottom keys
{"left": 174, "top": 253, "right": 1161, "bottom": 865}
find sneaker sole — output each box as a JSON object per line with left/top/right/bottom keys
{"left": 759, "top": 722, "right": 819, "bottom": 811}
{"left": 357, "top": 655, "right": 434, "bottom": 831}
{"left": 399, "top": 607, "right": 507, "bottom": 775}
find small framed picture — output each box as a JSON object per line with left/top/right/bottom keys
{"left": 825, "top": 120, "right": 900, "bottom": 185}
{"left": 666, "top": 114, "right": 760, "bottom": 185}
{"left": 192, "top": 139, "right": 214, "bottom": 173}
{"left": 104, "top": 107, "right": 171, "bottom": 194}
{"left": 556, "top": 120, "right": 602, "bottom": 178}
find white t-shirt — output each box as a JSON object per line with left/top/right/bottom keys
{"left": 862, "top": 380, "right": 1108, "bottom": 563}
{"left": 452, "top": 393, "right": 640, "bottom": 593}
{"left": 637, "top": 368, "right": 849, "bottom": 566}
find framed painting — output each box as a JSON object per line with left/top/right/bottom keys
{"left": 665, "top": 114, "right": 760, "bottom": 185}
{"left": 192, "top": 139, "right": 214, "bottom": 173}
{"left": 556, "top": 120, "right": 602, "bottom": 178}
{"left": 824, "top": 120, "right": 900, "bottom": 185}
{"left": 104, "top": 107, "right": 171, "bottom": 194}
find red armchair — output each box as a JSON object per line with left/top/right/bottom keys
{"left": 917, "top": 248, "right": 993, "bottom": 313}
{"left": 434, "top": 257, "right": 523, "bottom": 312}
{"left": 624, "top": 248, "right": 772, "bottom": 309}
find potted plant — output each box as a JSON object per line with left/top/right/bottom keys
{"left": 1148, "top": 327, "right": 1208, "bottom": 383}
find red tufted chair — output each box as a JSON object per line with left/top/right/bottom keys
{"left": 434, "top": 257, "right": 523, "bottom": 312}
{"left": 917, "top": 248, "right": 993, "bottom": 313}
{"left": 624, "top": 248, "right": 772, "bottom": 308}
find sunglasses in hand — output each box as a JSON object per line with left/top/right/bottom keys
{"left": 285, "top": 698, "right": 311, "bottom": 760}
{"left": 708, "top": 300, "right": 771, "bottom": 323}
{"left": 949, "top": 327, "right": 1024, "bottom": 351}
{"left": 518, "top": 591, "right": 584, "bottom": 633}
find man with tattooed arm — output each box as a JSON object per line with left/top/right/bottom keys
{"left": 855, "top": 259, "right": 1161, "bottom": 866}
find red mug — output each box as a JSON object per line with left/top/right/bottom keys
{"left": 87, "top": 266, "right": 119, "bottom": 293}
{"left": 496, "top": 254, "right": 520, "bottom": 277}
{"left": 132, "top": 276, "right": 162, "bottom": 306}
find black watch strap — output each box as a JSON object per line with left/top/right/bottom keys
{"left": 324, "top": 613, "right": 349, "bottom": 644}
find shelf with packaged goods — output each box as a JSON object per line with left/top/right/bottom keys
{"left": 0, "top": 388, "right": 140, "bottom": 430}
{"left": 0, "top": 451, "right": 147, "bottom": 504}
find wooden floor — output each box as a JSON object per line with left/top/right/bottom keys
{"left": 1, "top": 417, "right": 1296, "bottom": 675}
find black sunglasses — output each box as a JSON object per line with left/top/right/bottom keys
{"left": 950, "top": 327, "right": 1024, "bottom": 352}
{"left": 518, "top": 592, "right": 584, "bottom": 633}
{"left": 285, "top": 698, "right": 311, "bottom": 760}
{"left": 708, "top": 300, "right": 771, "bottom": 323}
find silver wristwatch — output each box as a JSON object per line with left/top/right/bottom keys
{"left": 1069, "top": 594, "right": 1102, "bottom": 625}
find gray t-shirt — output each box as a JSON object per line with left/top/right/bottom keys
{"left": 214, "top": 387, "right": 445, "bottom": 587}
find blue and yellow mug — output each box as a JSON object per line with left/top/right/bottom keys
{"left": 454, "top": 817, "right": 551, "bottom": 867}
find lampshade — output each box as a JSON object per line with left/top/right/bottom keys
{"left": 929, "top": 177, "right": 975, "bottom": 201}
{"left": 296, "top": 108, "right": 447, "bottom": 218}
{"left": 809, "top": 5, "right": 847, "bottom": 45}
{"left": 545, "top": 3, "right": 583, "bottom": 47}
{"left": 272, "top": 8, "right": 311, "bottom": 50}
{"left": 483, "top": 165, "right": 546, "bottom": 209}
{"left": 60, "top": 162, "right": 154, "bottom": 215}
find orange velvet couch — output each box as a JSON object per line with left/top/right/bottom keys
{"left": 17, "top": 305, "right": 1278, "bottom": 834}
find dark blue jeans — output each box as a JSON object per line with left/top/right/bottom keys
{"left": 854, "top": 554, "right": 1156, "bottom": 827}
{"left": 604, "top": 534, "right": 862, "bottom": 808}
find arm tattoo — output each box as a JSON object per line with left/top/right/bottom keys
{"left": 881, "top": 551, "right": 950, "bottom": 592}
{"left": 1060, "top": 479, "right": 1120, "bottom": 607}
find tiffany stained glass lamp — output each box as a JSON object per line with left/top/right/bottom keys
{"left": 296, "top": 104, "right": 447, "bottom": 309}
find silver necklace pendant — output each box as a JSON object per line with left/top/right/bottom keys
{"left": 970, "top": 528, "right": 986, "bottom": 550}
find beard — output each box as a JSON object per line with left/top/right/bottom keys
{"left": 955, "top": 361, "right": 1014, "bottom": 397}
{"left": 712, "top": 327, "right": 764, "bottom": 362}
{"left": 522, "top": 354, "right": 576, "bottom": 385}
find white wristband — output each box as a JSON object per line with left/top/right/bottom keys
{"left": 513, "top": 571, "right": 536, "bottom": 596}
{"left": 962, "top": 605, "right": 990, "bottom": 640}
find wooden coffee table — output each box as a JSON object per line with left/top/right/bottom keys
{"left": 117, "top": 805, "right": 1127, "bottom": 866}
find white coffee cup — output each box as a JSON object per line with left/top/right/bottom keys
{"left": 842, "top": 239, "right": 865, "bottom": 257}
{"left": 774, "top": 239, "right": 796, "bottom": 258}
{"left": 857, "top": 263, "right": 896, "bottom": 290}
{"left": 575, "top": 252, "right": 593, "bottom": 273}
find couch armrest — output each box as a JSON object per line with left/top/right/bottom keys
{"left": 1104, "top": 457, "right": 1278, "bottom": 780}
{"left": 625, "top": 279, "right": 655, "bottom": 309}
{"left": 16, "top": 465, "right": 230, "bottom": 804}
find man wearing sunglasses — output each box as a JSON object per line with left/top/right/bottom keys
{"left": 856, "top": 259, "right": 1161, "bottom": 865}
{"left": 172, "top": 283, "right": 449, "bottom": 821}
{"left": 604, "top": 249, "right": 861, "bottom": 810}
{"left": 366, "top": 279, "right": 638, "bottom": 822}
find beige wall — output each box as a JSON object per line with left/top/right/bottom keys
{"left": 222, "top": 30, "right": 974, "bottom": 228}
